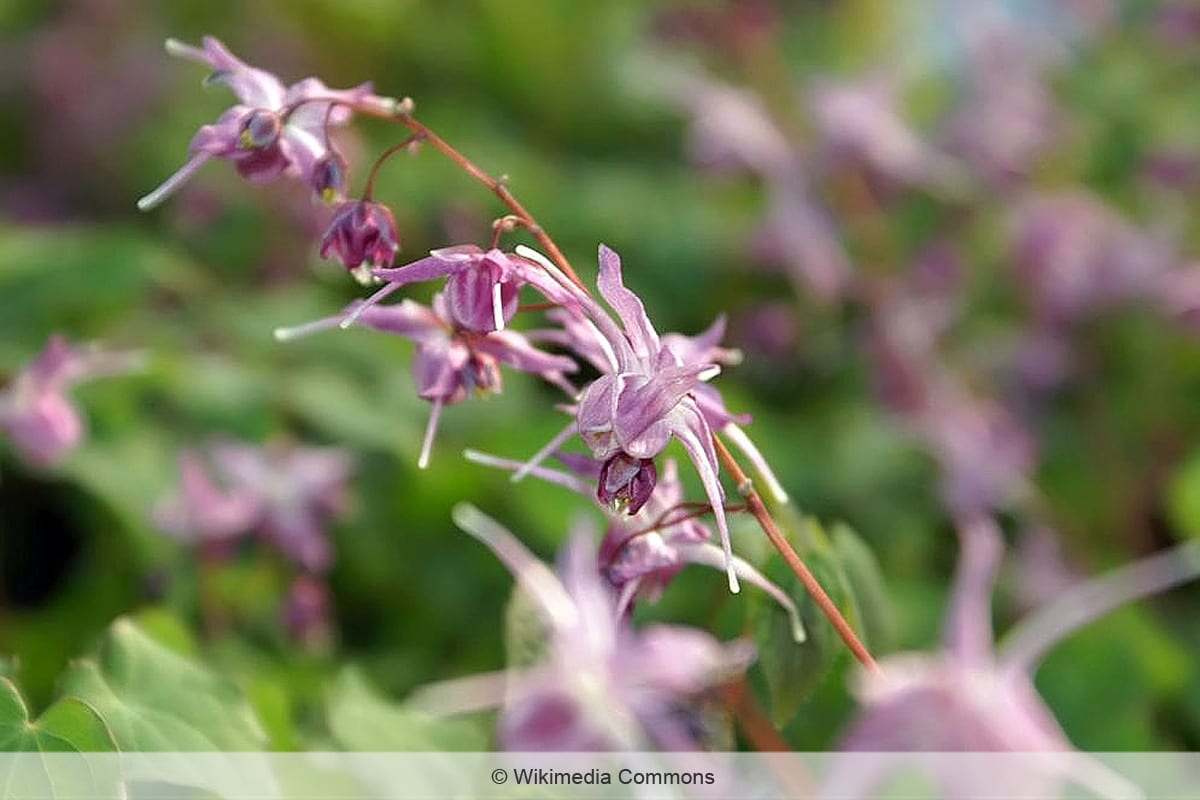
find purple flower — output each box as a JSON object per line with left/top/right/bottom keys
{"left": 919, "top": 385, "right": 1035, "bottom": 517}
{"left": 809, "top": 75, "right": 963, "bottom": 192}
{"left": 154, "top": 449, "right": 261, "bottom": 545}
{"left": 407, "top": 506, "right": 755, "bottom": 750}
{"left": 0, "top": 335, "right": 141, "bottom": 468}
{"left": 274, "top": 294, "right": 577, "bottom": 469}
{"left": 513, "top": 244, "right": 785, "bottom": 593}
{"left": 943, "top": 44, "right": 1059, "bottom": 186}
{"left": 308, "top": 150, "right": 350, "bottom": 203}
{"left": 566, "top": 245, "right": 741, "bottom": 592}
{"left": 154, "top": 438, "right": 354, "bottom": 573}
{"left": 1012, "top": 191, "right": 1175, "bottom": 323}
{"left": 826, "top": 516, "right": 1200, "bottom": 798}
{"left": 462, "top": 452, "right": 805, "bottom": 643}
{"left": 598, "top": 460, "right": 805, "bottom": 641}
{"left": 319, "top": 200, "right": 401, "bottom": 280}
{"left": 596, "top": 453, "right": 657, "bottom": 514}
{"left": 341, "top": 245, "right": 574, "bottom": 334}
{"left": 138, "top": 36, "right": 392, "bottom": 210}
{"left": 281, "top": 574, "right": 332, "bottom": 650}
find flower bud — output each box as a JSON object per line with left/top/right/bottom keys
{"left": 597, "top": 453, "right": 658, "bottom": 514}
{"left": 319, "top": 200, "right": 400, "bottom": 272}
{"left": 309, "top": 151, "right": 349, "bottom": 204}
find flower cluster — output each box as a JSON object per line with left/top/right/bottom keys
{"left": 138, "top": 35, "right": 828, "bottom": 729}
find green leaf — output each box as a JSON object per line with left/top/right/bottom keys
{"left": 750, "top": 516, "right": 858, "bottom": 727}
{"left": 830, "top": 523, "right": 896, "bottom": 655}
{"left": 0, "top": 678, "right": 121, "bottom": 799}
{"left": 58, "top": 618, "right": 268, "bottom": 751}
{"left": 327, "top": 668, "right": 487, "bottom": 751}
{"left": 0, "top": 678, "right": 116, "bottom": 752}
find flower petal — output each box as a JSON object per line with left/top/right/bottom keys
{"left": 597, "top": 244, "right": 660, "bottom": 362}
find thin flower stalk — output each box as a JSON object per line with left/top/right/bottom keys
{"left": 712, "top": 432, "right": 880, "bottom": 672}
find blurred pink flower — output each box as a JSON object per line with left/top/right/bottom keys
{"left": 827, "top": 515, "right": 1195, "bottom": 798}
{"left": 408, "top": 506, "right": 755, "bottom": 750}
{"left": 155, "top": 438, "right": 355, "bottom": 573}
{"left": 0, "top": 335, "right": 141, "bottom": 467}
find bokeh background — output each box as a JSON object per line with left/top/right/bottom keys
{"left": 2, "top": 0, "right": 1200, "bottom": 751}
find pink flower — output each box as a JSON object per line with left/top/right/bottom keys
{"left": 274, "top": 294, "right": 577, "bottom": 469}
{"left": 342, "top": 245, "right": 576, "bottom": 334}
{"left": 406, "top": 506, "right": 755, "bottom": 750}
{"left": 154, "top": 438, "right": 355, "bottom": 573}
{"left": 138, "top": 36, "right": 392, "bottom": 210}
{"left": 462, "top": 452, "right": 804, "bottom": 642}
{"left": 319, "top": 200, "right": 401, "bottom": 279}
{"left": 0, "top": 335, "right": 141, "bottom": 467}
{"left": 827, "top": 516, "right": 1200, "bottom": 798}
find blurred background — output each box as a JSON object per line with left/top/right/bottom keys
{"left": 2, "top": 0, "right": 1200, "bottom": 751}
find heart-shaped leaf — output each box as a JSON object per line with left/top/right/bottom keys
{"left": 0, "top": 678, "right": 122, "bottom": 799}
{"left": 58, "top": 618, "right": 267, "bottom": 751}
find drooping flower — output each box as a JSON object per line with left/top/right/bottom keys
{"left": 154, "top": 438, "right": 355, "bottom": 573}
{"left": 525, "top": 244, "right": 741, "bottom": 591}
{"left": 827, "top": 516, "right": 1200, "bottom": 798}
{"left": 464, "top": 451, "right": 805, "bottom": 641}
{"left": 138, "top": 36, "right": 392, "bottom": 210}
{"left": 663, "top": 69, "right": 850, "bottom": 300}
{"left": 407, "top": 506, "right": 755, "bottom": 750}
{"left": 0, "top": 335, "right": 142, "bottom": 467}
{"left": 274, "top": 294, "right": 577, "bottom": 469}
{"left": 319, "top": 199, "right": 401, "bottom": 280}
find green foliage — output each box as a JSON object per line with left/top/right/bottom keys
{"left": 58, "top": 618, "right": 268, "bottom": 751}
{"left": 749, "top": 514, "right": 858, "bottom": 728}
{"left": 326, "top": 668, "right": 487, "bottom": 751}
{"left": 0, "top": 679, "right": 121, "bottom": 800}
{"left": 0, "top": 678, "right": 116, "bottom": 752}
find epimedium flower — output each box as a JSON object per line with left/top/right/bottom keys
{"left": 517, "top": 244, "right": 751, "bottom": 594}
{"left": 137, "top": 36, "right": 393, "bottom": 211}
{"left": 406, "top": 505, "right": 755, "bottom": 750}
{"left": 339, "top": 244, "right": 578, "bottom": 334}
{"left": 0, "top": 335, "right": 142, "bottom": 468}
{"left": 154, "top": 438, "right": 355, "bottom": 574}
{"left": 319, "top": 199, "right": 401, "bottom": 282}
{"left": 274, "top": 294, "right": 577, "bottom": 469}
{"left": 826, "top": 515, "right": 1200, "bottom": 799}
{"left": 463, "top": 451, "right": 805, "bottom": 642}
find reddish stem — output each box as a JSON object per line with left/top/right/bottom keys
{"left": 348, "top": 101, "right": 590, "bottom": 296}
{"left": 362, "top": 133, "right": 425, "bottom": 200}
{"left": 712, "top": 433, "right": 880, "bottom": 673}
